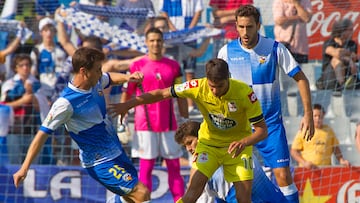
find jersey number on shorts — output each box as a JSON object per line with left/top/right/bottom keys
{"left": 242, "top": 157, "right": 254, "bottom": 170}
{"left": 108, "top": 164, "right": 126, "bottom": 180}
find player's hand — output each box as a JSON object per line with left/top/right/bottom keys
{"left": 13, "top": 169, "right": 27, "bottom": 188}
{"left": 107, "top": 103, "right": 130, "bottom": 121}
{"left": 301, "top": 113, "right": 314, "bottom": 141}
{"left": 228, "top": 141, "right": 246, "bottom": 158}
{"left": 128, "top": 71, "right": 144, "bottom": 83}
{"left": 302, "top": 160, "right": 318, "bottom": 170}
{"left": 339, "top": 158, "right": 351, "bottom": 167}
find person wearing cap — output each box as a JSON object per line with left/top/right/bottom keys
{"left": 30, "top": 17, "right": 68, "bottom": 102}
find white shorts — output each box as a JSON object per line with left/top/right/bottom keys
{"left": 132, "top": 131, "right": 183, "bottom": 159}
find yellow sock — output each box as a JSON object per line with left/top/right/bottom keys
{"left": 176, "top": 197, "right": 183, "bottom": 203}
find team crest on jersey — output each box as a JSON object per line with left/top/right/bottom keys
{"left": 122, "top": 173, "right": 133, "bottom": 182}
{"left": 98, "top": 90, "right": 104, "bottom": 96}
{"left": 228, "top": 101, "right": 237, "bottom": 112}
{"left": 259, "top": 56, "right": 266, "bottom": 64}
{"left": 43, "top": 113, "right": 53, "bottom": 125}
{"left": 198, "top": 152, "right": 208, "bottom": 163}
{"left": 248, "top": 91, "right": 258, "bottom": 103}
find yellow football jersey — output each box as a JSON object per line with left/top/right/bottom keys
{"left": 172, "top": 78, "right": 264, "bottom": 147}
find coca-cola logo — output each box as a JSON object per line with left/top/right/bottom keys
{"left": 307, "top": 0, "right": 360, "bottom": 60}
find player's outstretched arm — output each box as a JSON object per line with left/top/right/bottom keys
{"left": 13, "top": 131, "right": 49, "bottom": 188}
{"left": 108, "top": 87, "right": 172, "bottom": 121}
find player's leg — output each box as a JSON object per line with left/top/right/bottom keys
{"left": 223, "top": 146, "right": 253, "bottom": 203}
{"left": 160, "top": 131, "right": 185, "bottom": 202}
{"left": 86, "top": 153, "right": 150, "bottom": 202}
{"left": 178, "top": 142, "right": 220, "bottom": 203}
{"left": 233, "top": 180, "right": 252, "bottom": 203}
{"left": 256, "top": 124, "right": 299, "bottom": 203}
{"left": 178, "top": 169, "right": 209, "bottom": 203}
{"left": 137, "top": 131, "right": 159, "bottom": 192}
{"left": 251, "top": 154, "right": 287, "bottom": 202}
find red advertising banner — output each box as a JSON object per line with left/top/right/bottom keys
{"left": 294, "top": 166, "right": 360, "bottom": 203}
{"left": 308, "top": 0, "right": 360, "bottom": 60}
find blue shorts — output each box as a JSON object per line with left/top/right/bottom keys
{"left": 255, "top": 123, "right": 290, "bottom": 168}
{"left": 86, "top": 153, "right": 139, "bottom": 195}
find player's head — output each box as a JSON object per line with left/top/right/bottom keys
{"left": 175, "top": 120, "right": 201, "bottom": 154}
{"left": 313, "top": 103, "right": 325, "bottom": 128}
{"left": 205, "top": 58, "right": 230, "bottom": 98}
{"left": 331, "top": 18, "right": 353, "bottom": 40}
{"left": 145, "top": 27, "right": 164, "bottom": 56}
{"left": 235, "top": 5, "right": 261, "bottom": 49}
{"left": 82, "top": 36, "right": 103, "bottom": 51}
{"left": 153, "top": 16, "right": 169, "bottom": 33}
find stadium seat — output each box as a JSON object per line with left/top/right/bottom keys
{"left": 312, "top": 90, "right": 334, "bottom": 118}
{"left": 342, "top": 90, "right": 360, "bottom": 118}
{"left": 282, "top": 116, "right": 302, "bottom": 144}
{"left": 301, "top": 62, "right": 321, "bottom": 91}
{"left": 338, "top": 144, "right": 360, "bottom": 166}
{"left": 324, "top": 117, "right": 352, "bottom": 144}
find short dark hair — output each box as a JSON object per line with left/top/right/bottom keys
{"left": 313, "top": 103, "right": 326, "bottom": 114}
{"left": 331, "top": 18, "right": 353, "bottom": 38}
{"left": 174, "top": 121, "right": 201, "bottom": 144}
{"left": 72, "top": 47, "right": 105, "bottom": 73}
{"left": 235, "top": 4, "right": 261, "bottom": 24}
{"left": 82, "top": 36, "right": 103, "bottom": 51}
{"left": 145, "top": 27, "right": 163, "bottom": 39}
{"left": 11, "top": 54, "right": 32, "bottom": 72}
{"left": 205, "top": 58, "right": 230, "bottom": 82}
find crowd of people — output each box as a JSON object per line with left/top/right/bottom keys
{"left": 0, "top": 0, "right": 359, "bottom": 202}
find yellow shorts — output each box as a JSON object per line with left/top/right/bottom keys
{"left": 192, "top": 142, "right": 254, "bottom": 182}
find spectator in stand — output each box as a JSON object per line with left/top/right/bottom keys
{"left": 121, "top": 28, "right": 188, "bottom": 202}
{"left": 109, "top": 58, "right": 268, "bottom": 203}
{"left": 356, "top": 123, "right": 360, "bottom": 153}
{"left": 0, "top": 54, "right": 46, "bottom": 164}
{"left": 30, "top": 17, "right": 68, "bottom": 102}
{"left": 115, "top": 0, "right": 155, "bottom": 34}
{"left": 13, "top": 47, "right": 151, "bottom": 203}
{"left": 217, "top": 5, "right": 314, "bottom": 203}
{"left": 316, "top": 18, "right": 359, "bottom": 91}
{"left": 0, "top": 21, "right": 32, "bottom": 83}
{"left": 159, "top": 0, "right": 204, "bottom": 116}
{"left": 291, "top": 103, "right": 351, "bottom": 168}
{"left": 273, "top": 0, "right": 312, "bottom": 64}
{"left": 209, "top": 0, "right": 253, "bottom": 55}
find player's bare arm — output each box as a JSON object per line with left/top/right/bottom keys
{"left": 108, "top": 87, "right": 172, "bottom": 122}
{"left": 228, "top": 119, "right": 268, "bottom": 158}
{"left": 13, "top": 131, "right": 49, "bottom": 188}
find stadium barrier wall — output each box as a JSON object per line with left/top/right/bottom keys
{"left": 1, "top": 165, "right": 359, "bottom": 203}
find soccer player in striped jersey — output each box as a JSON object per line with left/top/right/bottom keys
{"left": 13, "top": 47, "right": 150, "bottom": 203}
{"left": 217, "top": 4, "right": 315, "bottom": 203}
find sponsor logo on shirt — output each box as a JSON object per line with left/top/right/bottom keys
{"left": 188, "top": 80, "right": 198, "bottom": 88}
{"left": 229, "top": 56, "right": 245, "bottom": 61}
{"left": 248, "top": 91, "right": 257, "bottom": 103}
{"left": 209, "top": 113, "right": 236, "bottom": 129}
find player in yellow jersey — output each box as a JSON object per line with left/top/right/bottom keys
{"left": 109, "top": 58, "right": 268, "bottom": 203}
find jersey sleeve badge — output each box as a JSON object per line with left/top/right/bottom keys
{"left": 248, "top": 91, "right": 258, "bottom": 103}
